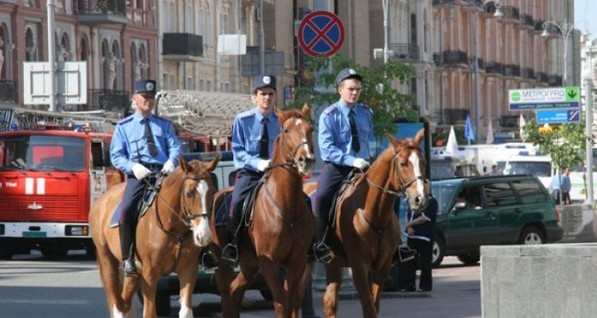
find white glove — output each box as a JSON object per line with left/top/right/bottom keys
{"left": 353, "top": 158, "right": 370, "bottom": 170}
{"left": 132, "top": 163, "right": 151, "bottom": 180}
{"left": 257, "top": 159, "right": 271, "bottom": 172}
{"left": 161, "top": 160, "right": 175, "bottom": 175}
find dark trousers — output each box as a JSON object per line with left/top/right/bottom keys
{"left": 314, "top": 163, "right": 352, "bottom": 240}
{"left": 230, "top": 169, "right": 263, "bottom": 227}
{"left": 398, "top": 238, "right": 433, "bottom": 291}
{"left": 119, "top": 176, "right": 151, "bottom": 260}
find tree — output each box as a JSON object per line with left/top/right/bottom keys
{"left": 287, "top": 55, "right": 417, "bottom": 142}
{"left": 522, "top": 120, "right": 586, "bottom": 171}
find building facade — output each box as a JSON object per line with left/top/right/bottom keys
{"left": 0, "top": 0, "right": 158, "bottom": 113}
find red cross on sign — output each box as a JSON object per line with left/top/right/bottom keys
{"left": 298, "top": 11, "right": 345, "bottom": 58}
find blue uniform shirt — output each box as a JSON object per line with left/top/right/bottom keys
{"left": 232, "top": 108, "right": 280, "bottom": 171}
{"left": 110, "top": 112, "right": 182, "bottom": 175}
{"left": 318, "top": 99, "right": 373, "bottom": 166}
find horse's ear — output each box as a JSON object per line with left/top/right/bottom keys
{"left": 274, "top": 107, "right": 286, "bottom": 126}
{"left": 385, "top": 131, "right": 399, "bottom": 146}
{"left": 206, "top": 155, "right": 220, "bottom": 172}
{"left": 178, "top": 155, "right": 192, "bottom": 173}
{"left": 414, "top": 129, "right": 425, "bottom": 144}
{"left": 300, "top": 103, "right": 311, "bottom": 120}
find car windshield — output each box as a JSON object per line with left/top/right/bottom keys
{"left": 432, "top": 182, "right": 461, "bottom": 214}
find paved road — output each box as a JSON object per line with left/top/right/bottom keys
{"left": 0, "top": 252, "right": 480, "bottom": 318}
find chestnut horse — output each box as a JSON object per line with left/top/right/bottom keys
{"left": 210, "top": 105, "right": 316, "bottom": 318}
{"left": 303, "top": 129, "right": 429, "bottom": 317}
{"left": 89, "top": 156, "right": 219, "bottom": 318}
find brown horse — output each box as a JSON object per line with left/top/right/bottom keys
{"left": 210, "top": 105, "right": 316, "bottom": 318}
{"left": 89, "top": 156, "right": 219, "bottom": 318}
{"left": 303, "top": 129, "right": 429, "bottom": 318}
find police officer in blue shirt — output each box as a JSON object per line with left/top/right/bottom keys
{"left": 313, "top": 68, "right": 373, "bottom": 263}
{"left": 221, "top": 75, "right": 280, "bottom": 263}
{"left": 110, "top": 79, "right": 182, "bottom": 276}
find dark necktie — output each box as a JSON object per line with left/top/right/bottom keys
{"left": 349, "top": 109, "right": 360, "bottom": 153}
{"left": 259, "top": 117, "right": 269, "bottom": 159}
{"left": 144, "top": 119, "right": 158, "bottom": 157}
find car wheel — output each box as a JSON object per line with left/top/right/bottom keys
{"left": 456, "top": 253, "right": 480, "bottom": 265}
{"left": 155, "top": 291, "right": 171, "bottom": 316}
{"left": 431, "top": 239, "right": 445, "bottom": 268}
{"left": 85, "top": 244, "right": 97, "bottom": 260}
{"left": 518, "top": 226, "right": 545, "bottom": 244}
{"left": 0, "top": 243, "right": 14, "bottom": 260}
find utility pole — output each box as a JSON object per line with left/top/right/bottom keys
{"left": 47, "top": 0, "right": 56, "bottom": 112}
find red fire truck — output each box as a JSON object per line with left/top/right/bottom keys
{"left": 0, "top": 126, "right": 121, "bottom": 259}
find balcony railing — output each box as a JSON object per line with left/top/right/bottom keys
{"left": 535, "top": 72, "right": 549, "bottom": 83}
{"left": 521, "top": 67, "right": 535, "bottom": 79}
{"left": 548, "top": 75, "right": 563, "bottom": 87}
{"left": 520, "top": 14, "right": 534, "bottom": 28}
{"left": 0, "top": 80, "right": 16, "bottom": 103}
{"left": 434, "top": 50, "right": 468, "bottom": 66}
{"left": 503, "top": 64, "right": 520, "bottom": 77}
{"left": 441, "top": 109, "right": 469, "bottom": 125}
{"left": 484, "top": 62, "right": 503, "bottom": 75}
{"left": 502, "top": 6, "right": 520, "bottom": 22}
{"left": 74, "top": 0, "right": 127, "bottom": 23}
{"left": 162, "top": 33, "right": 203, "bottom": 58}
{"left": 499, "top": 115, "right": 519, "bottom": 128}
{"left": 389, "top": 43, "right": 420, "bottom": 60}
{"left": 87, "top": 89, "right": 129, "bottom": 114}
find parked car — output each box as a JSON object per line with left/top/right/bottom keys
{"left": 431, "top": 175, "right": 563, "bottom": 267}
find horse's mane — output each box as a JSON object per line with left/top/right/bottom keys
{"left": 161, "top": 160, "right": 207, "bottom": 188}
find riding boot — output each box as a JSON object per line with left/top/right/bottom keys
{"left": 313, "top": 217, "right": 333, "bottom": 264}
{"left": 222, "top": 211, "right": 241, "bottom": 265}
{"left": 119, "top": 222, "right": 137, "bottom": 277}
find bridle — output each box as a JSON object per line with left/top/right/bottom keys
{"left": 269, "top": 119, "right": 312, "bottom": 171}
{"left": 366, "top": 146, "right": 426, "bottom": 197}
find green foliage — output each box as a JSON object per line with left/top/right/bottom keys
{"left": 522, "top": 120, "right": 586, "bottom": 170}
{"left": 286, "top": 55, "right": 416, "bottom": 140}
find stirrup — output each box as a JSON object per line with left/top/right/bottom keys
{"left": 123, "top": 259, "right": 138, "bottom": 277}
{"left": 221, "top": 243, "right": 238, "bottom": 265}
{"left": 394, "top": 245, "right": 416, "bottom": 264}
{"left": 314, "top": 242, "right": 334, "bottom": 264}
{"left": 201, "top": 250, "right": 219, "bottom": 269}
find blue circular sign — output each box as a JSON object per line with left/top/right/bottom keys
{"left": 298, "top": 11, "right": 345, "bottom": 58}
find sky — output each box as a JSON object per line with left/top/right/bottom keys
{"left": 575, "top": 0, "right": 597, "bottom": 40}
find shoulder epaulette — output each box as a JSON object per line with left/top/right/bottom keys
{"left": 237, "top": 109, "right": 255, "bottom": 119}
{"left": 152, "top": 114, "right": 172, "bottom": 123}
{"left": 323, "top": 104, "right": 339, "bottom": 115}
{"left": 117, "top": 116, "right": 134, "bottom": 125}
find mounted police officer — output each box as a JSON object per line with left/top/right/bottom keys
{"left": 221, "top": 75, "right": 280, "bottom": 264}
{"left": 313, "top": 68, "right": 374, "bottom": 263}
{"left": 110, "top": 79, "right": 182, "bottom": 276}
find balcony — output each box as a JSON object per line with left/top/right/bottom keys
{"left": 74, "top": 0, "right": 127, "bottom": 24}
{"left": 499, "top": 115, "right": 519, "bottom": 128}
{"left": 520, "top": 14, "right": 534, "bottom": 28}
{"left": 520, "top": 67, "right": 535, "bottom": 79}
{"left": 535, "top": 72, "right": 549, "bottom": 84}
{"left": 0, "top": 80, "right": 16, "bottom": 103}
{"left": 500, "top": 6, "right": 520, "bottom": 24}
{"left": 162, "top": 33, "right": 203, "bottom": 61}
{"left": 87, "top": 89, "right": 129, "bottom": 114}
{"left": 441, "top": 108, "right": 469, "bottom": 125}
{"left": 548, "top": 75, "right": 563, "bottom": 87}
{"left": 389, "top": 43, "right": 420, "bottom": 60}
{"left": 484, "top": 62, "right": 503, "bottom": 76}
{"left": 434, "top": 50, "right": 468, "bottom": 67}
{"left": 502, "top": 64, "right": 520, "bottom": 77}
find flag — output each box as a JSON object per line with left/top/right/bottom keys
{"left": 486, "top": 120, "right": 494, "bottom": 144}
{"left": 445, "top": 125, "right": 459, "bottom": 156}
{"left": 465, "top": 114, "right": 475, "bottom": 142}
{"left": 519, "top": 114, "right": 527, "bottom": 141}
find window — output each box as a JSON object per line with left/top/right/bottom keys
{"left": 511, "top": 180, "right": 547, "bottom": 204}
{"left": 0, "top": 135, "right": 85, "bottom": 172}
{"left": 484, "top": 182, "right": 518, "bottom": 206}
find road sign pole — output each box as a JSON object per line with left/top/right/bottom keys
{"left": 586, "top": 79, "right": 594, "bottom": 205}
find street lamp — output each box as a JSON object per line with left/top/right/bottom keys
{"left": 541, "top": 21, "right": 575, "bottom": 86}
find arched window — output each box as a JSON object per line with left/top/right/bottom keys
{"left": 25, "top": 27, "right": 38, "bottom": 61}
{"left": 58, "top": 32, "right": 70, "bottom": 61}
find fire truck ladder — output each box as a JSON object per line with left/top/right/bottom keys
{"left": 0, "top": 107, "right": 117, "bottom": 132}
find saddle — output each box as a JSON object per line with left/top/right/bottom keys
{"left": 327, "top": 170, "right": 362, "bottom": 228}
{"left": 109, "top": 175, "right": 164, "bottom": 228}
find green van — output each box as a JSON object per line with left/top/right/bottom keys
{"left": 431, "top": 175, "right": 563, "bottom": 267}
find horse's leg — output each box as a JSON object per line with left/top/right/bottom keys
{"left": 138, "top": 268, "right": 160, "bottom": 318}
{"left": 293, "top": 262, "right": 314, "bottom": 318}
{"left": 370, "top": 262, "right": 393, "bottom": 315}
{"left": 120, "top": 277, "right": 139, "bottom": 317}
{"left": 285, "top": 259, "right": 309, "bottom": 318}
{"left": 349, "top": 263, "right": 377, "bottom": 318}
{"left": 176, "top": 261, "right": 200, "bottom": 318}
{"left": 258, "top": 257, "right": 285, "bottom": 317}
{"left": 322, "top": 266, "right": 343, "bottom": 318}
{"left": 97, "top": 252, "right": 127, "bottom": 317}
{"left": 214, "top": 263, "right": 238, "bottom": 318}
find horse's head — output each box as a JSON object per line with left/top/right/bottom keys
{"left": 177, "top": 155, "right": 219, "bottom": 247}
{"left": 385, "top": 129, "right": 430, "bottom": 211}
{"left": 273, "top": 104, "right": 316, "bottom": 176}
